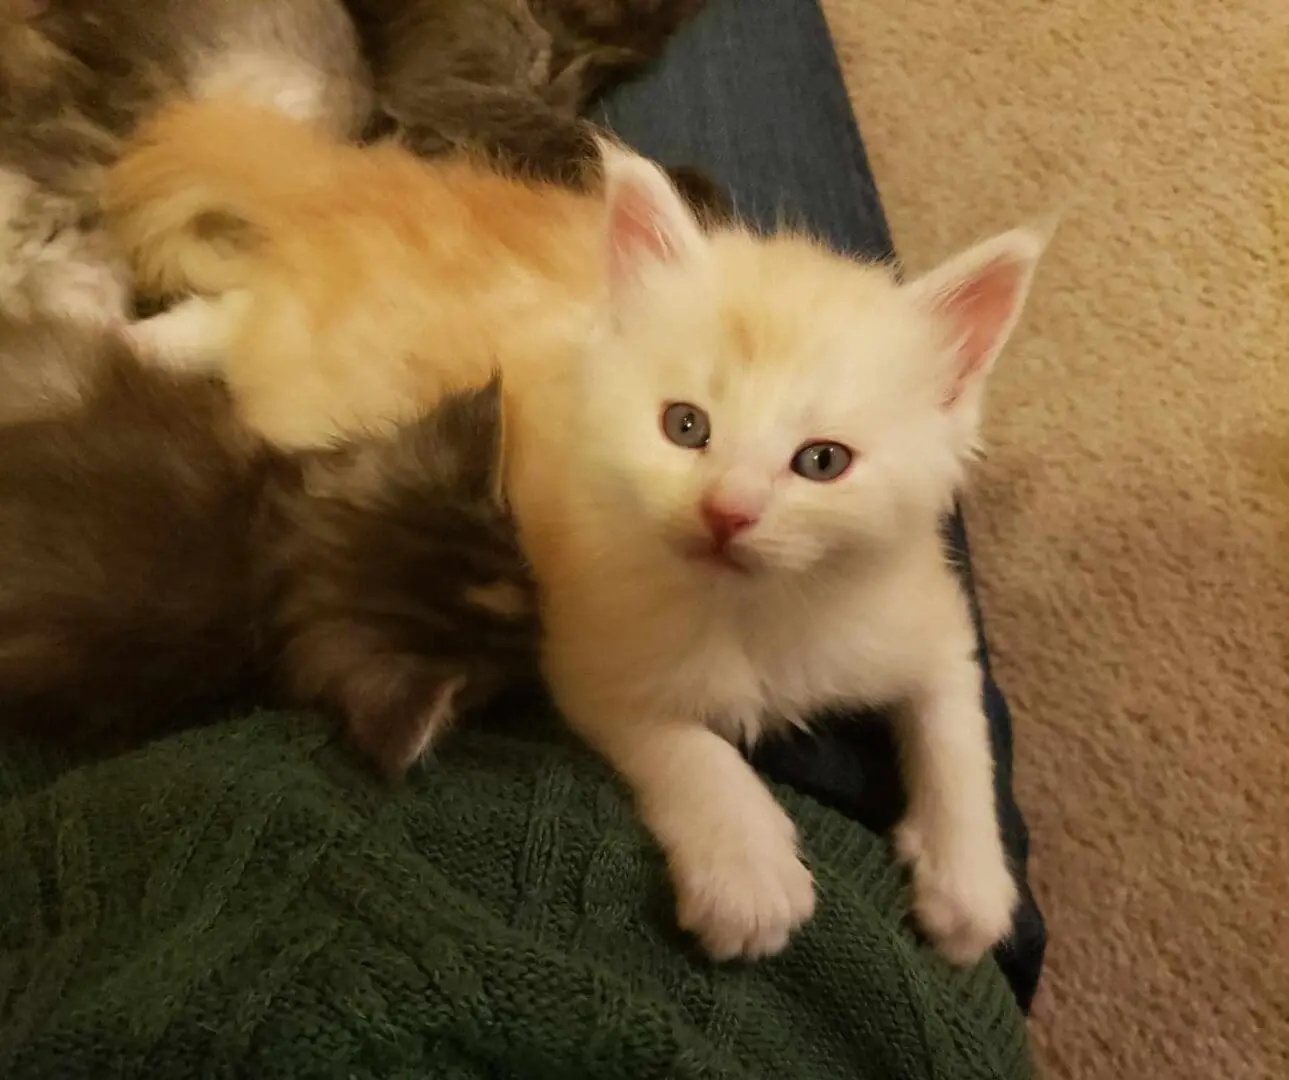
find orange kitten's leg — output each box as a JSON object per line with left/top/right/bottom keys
{"left": 126, "top": 294, "right": 245, "bottom": 374}
{"left": 565, "top": 702, "right": 815, "bottom": 960}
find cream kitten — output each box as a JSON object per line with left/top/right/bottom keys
{"left": 102, "top": 100, "right": 1049, "bottom": 964}
{"left": 509, "top": 167, "right": 1049, "bottom": 964}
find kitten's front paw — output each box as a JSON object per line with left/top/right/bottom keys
{"left": 895, "top": 817, "right": 1017, "bottom": 966}
{"left": 671, "top": 807, "right": 815, "bottom": 961}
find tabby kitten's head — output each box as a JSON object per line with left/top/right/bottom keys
{"left": 272, "top": 377, "right": 541, "bottom": 778}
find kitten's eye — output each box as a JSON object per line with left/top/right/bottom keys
{"left": 791, "top": 442, "right": 853, "bottom": 482}
{"left": 661, "top": 402, "right": 711, "bottom": 449}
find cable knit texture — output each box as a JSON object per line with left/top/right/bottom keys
{"left": 0, "top": 713, "right": 1031, "bottom": 1079}
{"left": 820, "top": 1, "right": 1288, "bottom": 1076}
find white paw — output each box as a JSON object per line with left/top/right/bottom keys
{"left": 123, "top": 294, "right": 241, "bottom": 374}
{"left": 670, "top": 805, "right": 815, "bottom": 961}
{"left": 895, "top": 816, "right": 1017, "bottom": 965}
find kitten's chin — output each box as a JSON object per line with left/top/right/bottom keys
{"left": 673, "top": 536, "right": 760, "bottom": 576}
{"left": 687, "top": 548, "right": 754, "bottom": 575}
{"left": 672, "top": 529, "right": 864, "bottom": 580}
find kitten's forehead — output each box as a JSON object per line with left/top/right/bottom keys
{"left": 711, "top": 235, "right": 921, "bottom": 357}
{"left": 603, "top": 231, "right": 945, "bottom": 455}
{"left": 696, "top": 236, "right": 940, "bottom": 428}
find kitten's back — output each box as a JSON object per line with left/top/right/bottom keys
{"left": 105, "top": 97, "right": 604, "bottom": 448}
{"left": 0, "top": 316, "right": 273, "bottom": 749}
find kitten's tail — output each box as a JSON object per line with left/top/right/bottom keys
{"left": 101, "top": 98, "right": 337, "bottom": 298}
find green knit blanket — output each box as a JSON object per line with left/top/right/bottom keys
{"left": 0, "top": 711, "right": 1032, "bottom": 1079}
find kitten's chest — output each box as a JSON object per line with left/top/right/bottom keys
{"left": 653, "top": 580, "right": 906, "bottom": 734}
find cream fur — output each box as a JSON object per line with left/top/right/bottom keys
{"left": 103, "top": 101, "right": 1049, "bottom": 964}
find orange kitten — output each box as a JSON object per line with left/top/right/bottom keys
{"left": 103, "top": 98, "right": 602, "bottom": 447}
{"left": 103, "top": 99, "right": 1050, "bottom": 965}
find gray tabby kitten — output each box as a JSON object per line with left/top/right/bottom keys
{"left": 0, "top": 310, "right": 537, "bottom": 776}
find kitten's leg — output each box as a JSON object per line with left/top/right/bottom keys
{"left": 125, "top": 294, "right": 244, "bottom": 374}
{"left": 572, "top": 710, "right": 815, "bottom": 960}
{"left": 894, "top": 629, "right": 1018, "bottom": 965}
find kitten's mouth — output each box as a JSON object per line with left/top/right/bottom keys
{"left": 680, "top": 539, "right": 754, "bottom": 574}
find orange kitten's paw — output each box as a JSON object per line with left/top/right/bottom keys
{"left": 124, "top": 295, "right": 239, "bottom": 374}
{"left": 895, "top": 817, "right": 1017, "bottom": 966}
{"left": 671, "top": 808, "right": 815, "bottom": 961}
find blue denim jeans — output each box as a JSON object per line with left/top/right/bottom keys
{"left": 595, "top": 0, "right": 1046, "bottom": 1012}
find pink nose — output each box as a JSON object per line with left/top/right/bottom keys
{"left": 701, "top": 496, "right": 758, "bottom": 548}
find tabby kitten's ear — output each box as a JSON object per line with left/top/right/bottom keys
{"left": 430, "top": 376, "right": 506, "bottom": 504}
{"left": 907, "top": 220, "right": 1054, "bottom": 428}
{"left": 596, "top": 137, "right": 707, "bottom": 299}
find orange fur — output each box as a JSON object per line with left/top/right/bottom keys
{"left": 104, "top": 97, "right": 602, "bottom": 446}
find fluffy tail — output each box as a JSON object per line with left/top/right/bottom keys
{"left": 101, "top": 98, "right": 340, "bottom": 298}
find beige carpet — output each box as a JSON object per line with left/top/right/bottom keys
{"left": 819, "top": 1, "right": 1288, "bottom": 1077}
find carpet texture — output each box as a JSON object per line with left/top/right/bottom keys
{"left": 820, "top": 2, "right": 1288, "bottom": 1078}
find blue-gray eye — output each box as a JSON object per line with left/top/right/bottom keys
{"left": 661, "top": 403, "right": 710, "bottom": 449}
{"left": 791, "top": 442, "right": 852, "bottom": 481}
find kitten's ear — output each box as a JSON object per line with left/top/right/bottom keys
{"left": 597, "top": 137, "right": 706, "bottom": 297}
{"left": 437, "top": 375, "right": 506, "bottom": 502}
{"left": 477, "top": 372, "right": 509, "bottom": 509}
{"left": 908, "top": 221, "right": 1053, "bottom": 413}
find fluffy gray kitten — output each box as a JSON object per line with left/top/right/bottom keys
{"left": 0, "top": 310, "right": 538, "bottom": 777}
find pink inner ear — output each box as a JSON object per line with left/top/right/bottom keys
{"left": 940, "top": 256, "right": 1026, "bottom": 404}
{"left": 607, "top": 180, "right": 679, "bottom": 285}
